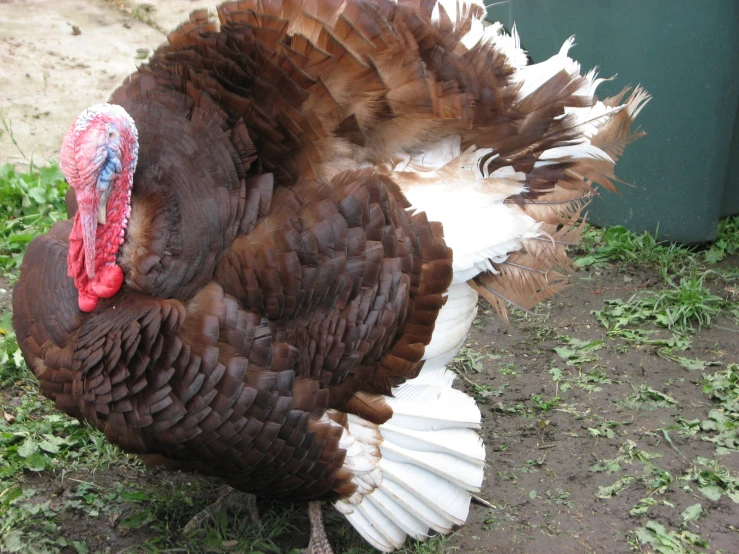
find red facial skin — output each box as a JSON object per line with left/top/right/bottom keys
{"left": 60, "top": 104, "right": 138, "bottom": 312}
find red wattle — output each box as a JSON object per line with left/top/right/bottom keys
{"left": 78, "top": 290, "right": 99, "bottom": 312}
{"left": 92, "top": 265, "right": 125, "bottom": 298}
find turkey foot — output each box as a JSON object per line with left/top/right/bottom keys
{"left": 302, "top": 501, "right": 334, "bottom": 554}
{"left": 183, "top": 489, "right": 262, "bottom": 534}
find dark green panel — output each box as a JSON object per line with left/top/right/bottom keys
{"left": 723, "top": 102, "right": 739, "bottom": 217}
{"left": 487, "top": 0, "right": 739, "bottom": 241}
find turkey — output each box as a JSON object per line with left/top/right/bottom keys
{"left": 11, "top": 0, "right": 648, "bottom": 552}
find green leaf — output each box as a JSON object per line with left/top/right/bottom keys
{"left": 659, "top": 350, "right": 720, "bottom": 371}
{"left": 24, "top": 453, "right": 48, "bottom": 472}
{"left": 119, "top": 509, "right": 154, "bottom": 529}
{"left": 17, "top": 438, "right": 38, "bottom": 458}
{"left": 72, "top": 541, "right": 89, "bottom": 554}
{"left": 27, "top": 186, "right": 47, "bottom": 204}
{"left": 38, "top": 437, "right": 63, "bottom": 454}
{"left": 630, "top": 497, "right": 657, "bottom": 516}
{"left": 574, "top": 255, "right": 597, "bottom": 268}
{"left": 590, "top": 456, "right": 624, "bottom": 474}
{"left": 118, "top": 490, "right": 150, "bottom": 503}
{"left": 698, "top": 483, "right": 722, "bottom": 502}
{"left": 549, "top": 367, "right": 564, "bottom": 382}
{"left": 597, "top": 476, "right": 635, "bottom": 498}
{"left": 681, "top": 503, "right": 703, "bottom": 524}
{"left": 528, "top": 490, "right": 537, "bottom": 499}
{"left": 2, "top": 530, "right": 25, "bottom": 552}
{"left": 704, "top": 245, "right": 726, "bottom": 264}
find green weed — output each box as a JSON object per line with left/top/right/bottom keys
{"left": 657, "top": 350, "right": 720, "bottom": 371}
{"left": 553, "top": 337, "right": 604, "bottom": 367}
{"left": 681, "top": 457, "right": 739, "bottom": 503}
{"left": 590, "top": 455, "right": 624, "bottom": 474}
{"left": 595, "top": 271, "right": 725, "bottom": 333}
{"left": 617, "top": 385, "right": 678, "bottom": 411}
{"left": 575, "top": 225, "right": 695, "bottom": 272}
{"left": 0, "top": 312, "right": 29, "bottom": 386}
{"left": 666, "top": 365, "right": 739, "bottom": 456}
{"left": 0, "top": 162, "right": 68, "bottom": 277}
{"left": 575, "top": 368, "right": 615, "bottom": 392}
{"left": 704, "top": 216, "right": 739, "bottom": 264}
{"left": 587, "top": 422, "right": 618, "bottom": 439}
{"left": 0, "top": 391, "right": 131, "bottom": 481}
{"left": 596, "top": 475, "right": 635, "bottom": 498}
{"left": 629, "top": 497, "right": 657, "bottom": 516}
{"left": 635, "top": 520, "right": 708, "bottom": 553}
{"left": 0, "top": 486, "right": 87, "bottom": 554}
{"left": 451, "top": 346, "right": 498, "bottom": 374}
{"left": 472, "top": 383, "right": 508, "bottom": 402}
{"left": 698, "top": 365, "right": 738, "bottom": 455}
{"left": 530, "top": 394, "right": 560, "bottom": 412}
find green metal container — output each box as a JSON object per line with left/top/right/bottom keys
{"left": 487, "top": 1, "right": 739, "bottom": 242}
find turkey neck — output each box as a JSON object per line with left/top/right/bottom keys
{"left": 112, "top": 95, "right": 262, "bottom": 304}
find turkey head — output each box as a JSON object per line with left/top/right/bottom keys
{"left": 60, "top": 104, "right": 139, "bottom": 312}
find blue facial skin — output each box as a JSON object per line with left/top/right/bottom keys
{"left": 95, "top": 132, "right": 123, "bottom": 223}
{"left": 97, "top": 140, "right": 123, "bottom": 194}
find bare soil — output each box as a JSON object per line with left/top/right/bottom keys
{"left": 456, "top": 268, "right": 739, "bottom": 554}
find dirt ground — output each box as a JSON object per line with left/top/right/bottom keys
{"left": 457, "top": 269, "right": 739, "bottom": 553}
{"left": 1, "top": 2, "right": 738, "bottom": 554}
{"left": 0, "top": 0, "right": 211, "bottom": 166}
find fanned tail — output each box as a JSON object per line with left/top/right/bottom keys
{"left": 330, "top": 3, "right": 648, "bottom": 551}
{"left": 332, "top": 283, "right": 484, "bottom": 551}
{"left": 392, "top": 29, "right": 650, "bottom": 320}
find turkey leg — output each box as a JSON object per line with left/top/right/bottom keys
{"left": 302, "top": 501, "right": 334, "bottom": 554}
{"left": 183, "top": 489, "right": 262, "bottom": 533}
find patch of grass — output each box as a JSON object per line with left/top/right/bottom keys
{"left": 666, "top": 364, "right": 739, "bottom": 456}
{"left": 0, "top": 311, "right": 29, "bottom": 386}
{"left": 698, "top": 365, "right": 738, "bottom": 455}
{"left": 0, "top": 390, "right": 132, "bottom": 482}
{"left": 702, "top": 363, "right": 739, "bottom": 412}
{"left": 595, "top": 270, "right": 725, "bottom": 333}
{"left": 498, "top": 363, "right": 518, "bottom": 376}
{"left": 629, "top": 497, "right": 658, "bottom": 516}
{"left": 590, "top": 454, "right": 627, "bottom": 474}
{"left": 704, "top": 215, "right": 739, "bottom": 264}
{"left": 0, "top": 479, "right": 308, "bottom": 554}
{"left": 657, "top": 350, "right": 720, "bottom": 371}
{"left": 575, "top": 225, "right": 695, "bottom": 272}
{"left": 521, "top": 457, "right": 546, "bottom": 473}
{"left": 0, "top": 162, "right": 68, "bottom": 278}
{"left": 596, "top": 475, "right": 635, "bottom": 499}
{"left": 602, "top": 327, "right": 691, "bottom": 350}
{"left": 0, "top": 486, "right": 87, "bottom": 554}
{"left": 620, "top": 440, "right": 663, "bottom": 464}
{"left": 575, "top": 367, "right": 616, "bottom": 392}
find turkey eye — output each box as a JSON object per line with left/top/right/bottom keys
{"left": 108, "top": 131, "right": 117, "bottom": 140}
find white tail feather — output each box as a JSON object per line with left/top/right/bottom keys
{"left": 334, "top": 283, "right": 485, "bottom": 551}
